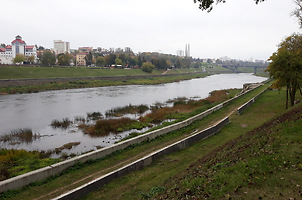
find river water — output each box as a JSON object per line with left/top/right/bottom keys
{"left": 0, "top": 73, "right": 267, "bottom": 156}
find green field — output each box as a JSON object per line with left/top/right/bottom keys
{"left": 0, "top": 66, "right": 214, "bottom": 94}
{"left": 0, "top": 66, "right": 162, "bottom": 79}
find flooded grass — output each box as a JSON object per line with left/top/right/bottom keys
{"left": 50, "top": 118, "right": 73, "bottom": 129}
{"left": 80, "top": 118, "right": 149, "bottom": 137}
{"left": 140, "top": 90, "right": 234, "bottom": 124}
{"left": 77, "top": 89, "right": 239, "bottom": 138}
{"left": 54, "top": 142, "right": 81, "bottom": 154}
{"left": 0, "top": 129, "right": 41, "bottom": 144}
{"left": 74, "top": 116, "right": 86, "bottom": 123}
{"left": 87, "top": 112, "right": 103, "bottom": 120}
{"left": 105, "top": 104, "right": 149, "bottom": 117}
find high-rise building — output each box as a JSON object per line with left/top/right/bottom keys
{"left": 53, "top": 40, "right": 70, "bottom": 55}
{"left": 185, "top": 44, "right": 190, "bottom": 58}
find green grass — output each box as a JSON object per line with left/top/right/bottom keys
{"left": 165, "top": 68, "right": 206, "bottom": 74}
{"left": 156, "top": 101, "right": 302, "bottom": 199}
{"left": 0, "top": 66, "right": 162, "bottom": 80}
{"left": 81, "top": 89, "right": 300, "bottom": 200}
{"left": 0, "top": 149, "right": 59, "bottom": 181}
{"left": 0, "top": 70, "right": 209, "bottom": 94}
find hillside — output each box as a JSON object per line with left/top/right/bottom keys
{"left": 79, "top": 89, "right": 301, "bottom": 200}
{"left": 157, "top": 104, "right": 302, "bottom": 199}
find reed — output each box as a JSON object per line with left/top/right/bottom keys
{"left": 54, "top": 142, "right": 81, "bottom": 154}
{"left": 81, "top": 117, "right": 148, "bottom": 137}
{"left": 0, "top": 129, "right": 40, "bottom": 144}
{"left": 105, "top": 104, "right": 149, "bottom": 117}
{"left": 87, "top": 112, "right": 103, "bottom": 120}
{"left": 50, "top": 118, "right": 73, "bottom": 129}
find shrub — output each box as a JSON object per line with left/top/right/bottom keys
{"left": 142, "top": 62, "right": 155, "bottom": 73}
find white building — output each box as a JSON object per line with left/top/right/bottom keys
{"left": 53, "top": 40, "right": 70, "bottom": 55}
{"left": 176, "top": 49, "right": 184, "bottom": 57}
{"left": 0, "top": 35, "right": 37, "bottom": 64}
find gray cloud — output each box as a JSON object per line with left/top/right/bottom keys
{"left": 1, "top": 0, "right": 300, "bottom": 60}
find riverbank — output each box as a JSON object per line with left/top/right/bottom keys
{"left": 0, "top": 72, "right": 210, "bottom": 94}
{"left": 0, "top": 74, "right": 267, "bottom": 158}
{"left": 83, "top": 85, "right": 301, "bottom": 200}
{"left": 2, "top": 81, "right": 296, "bottom": 199}
{"left": 0, "top": 65, "right": 254, "bottom": 94}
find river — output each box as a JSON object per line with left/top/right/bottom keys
{"left": 0, "top": 73, "right": 267, "bottom": 156}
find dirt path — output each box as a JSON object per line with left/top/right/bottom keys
{"left": 161, "top": 69, "right": 171, "bottom": 75}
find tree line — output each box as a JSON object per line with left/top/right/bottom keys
{"left": 27, "top": 50, "right": 194, "bottom": 73}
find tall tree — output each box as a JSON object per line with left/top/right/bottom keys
{"left": 267, "top": 33, "right": 302, "bottom": 109}
{"left": 96, "top": 56, "right": 105, "bottom": 67}
{"left": 114, "top": 58, "right": 123, "bottom": 66}
{"left": 26, "top": 55, "right": 35, "bottom": 64}
{"left": 85, "top": 52, "right": 93, "bottom": 66}
{"left": 105, "top": 53, "right": 116, "bottom": 66}
{"left": 41, "top": 50, "right": 56, "bottom": 67}
{"left": 57, "top": 52, "right": 72, "bottom": 66}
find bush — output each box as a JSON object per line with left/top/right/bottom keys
{"left": 142, "top": 62, "right": 155, "bottom": 73}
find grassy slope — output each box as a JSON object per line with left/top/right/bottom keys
{"left": 0, "top": 66, "right": 162, "bottom": 79}
{"left": 158, "top": 94, "right": 302, "bottom": 199}
{"left": 81, "top": 89, "right": 301, "bottom": 200}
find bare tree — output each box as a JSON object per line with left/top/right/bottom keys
{"left": 293, "top": 0, "right": 302, "bottom": 28}
{"left": 193, "top": 0, "right": 265, "bottom": 12}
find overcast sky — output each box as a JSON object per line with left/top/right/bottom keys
{"left": 1, "top": 0, "right": 300, "bottom": 60}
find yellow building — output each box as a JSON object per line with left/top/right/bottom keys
{"left": 76, "top": 53, "right": 86, "bottom": 66}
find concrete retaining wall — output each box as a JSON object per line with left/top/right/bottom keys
{"left": 237, "top": 87, "right": 268, "bottom": 115}
{"left": 0, "top": 81, "right": 265, "bottom": 194}
{"left": 54, "top": 117, "right": 229, "bottom": 200}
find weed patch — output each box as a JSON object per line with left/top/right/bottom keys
{"left": 0, "top": 129, "right": 41, "bottom": 144}
{"left": 50, "top": 118, "right": 73, "bottom": 129}
{"left": 0, "top": 149, "right": 60, "bottom": 181}
{"left": 54, "top": 142, "right": 81, "bottom": 155}
{"left": 105, "top": 104, "right": 149, "bottom": 117}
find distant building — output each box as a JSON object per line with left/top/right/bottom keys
{"left": 76, "top": 53, "right": 87, "bottom": 66}
{"left": 78, "top": 47, "right": 93, "bottom": 53}
{"left": 176, "top": 49, "right": 184, "bottom": 57}
{"left": 0, "top": 35, "right": 37, "bottom": 64}
{"left": 53, "top": 40, "right": 70, "bottom": 55}
{"left": 25, "top": 46, "right": 36, "bottom": 57}
{"left": 185, "top": 44, "right": 190, "bottom": 58}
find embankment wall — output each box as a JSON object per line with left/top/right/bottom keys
{"left": 54, "top": 117, "right": 229, "bottom": 200}
{"left": 237, "top": 87, "right": 268, "bottom": 115}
